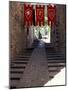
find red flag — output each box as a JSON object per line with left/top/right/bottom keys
{"left": 47, "top": 4, "right": 56, "bottom": 25}
{"left": 36, "top": 5, "right": 44, "bottom": 26}
{"left": 24, "top": 4, "right": 33, "bottom": 26}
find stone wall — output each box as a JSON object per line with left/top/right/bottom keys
{"left": 9, "top": 2, "right": 66, "bottom": 60}
{"left": 55, "top": 5, "right": 66, "bottom": 54}
{"left": 9, "top": 1, "right": 26, "bottom": 60}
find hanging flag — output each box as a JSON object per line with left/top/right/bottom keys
{"left": 36, "top": 5, "right": 44, "bottom": 26}
{"left": 24, "top": 4, "right": 33, "bottom": 26}
{"left": 47, "top": 4, "right": 56, "bottom": 25}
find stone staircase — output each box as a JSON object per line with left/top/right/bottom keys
{"left": 55, "top": 29, "right": 60, "bottom": 49}
{"left": 32, "top": 39, "right": 39, "bottom": 48}
{"left": 46, "top": 47, "right": 66, "bottom": 80}
{"left": 10, "top": 49, "right": 34, "bottom": 89}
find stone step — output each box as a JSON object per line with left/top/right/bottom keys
{"left": 48, "top": 63, "right": 65, "bottom": 66}
{"left": 47, "top": 57, "right": 65, "bottom": 60}
{"left": 10, "top": 77, "right": 20, "bottom": 80}
{"left": 11, "top": 60, "right": 28, "bottom": 62}
{"left": 48, "top": 67, "right": 57, "bottom": 70}
{"left": 47, "top": 56, "right": 65, "bottom": 59}
{"left": 20, "top": 52, "right": 32, "bottom": 55}
{"left": 48, "top": 60, "right": 65, "bottom": 63}
{"left": 10, "top": 68, "right": 24, "bottom": 72}
{"left": 16, "top": 56, "right": 30, "bottom": 58}
{"left": 46, "top": 53, "right": 64, "bottom": 56}
{"left": 10, "top": 81, "right": 18, "bottom": 89}
{"left": 48, "top": 69, "right": 60, "bottom": 72}
{"left": 10, "top": 71, "right": 24, "bottom": 74}
{"left": 10, "top": 73, "right": 22, "bottom": 78}
{"left": 10, "top": 86, "right": 16, "bottom": 89}
{"left": 22, "top": 51, "right": 33, "bottom": 53}
{"left": 10, "top": 64, "right": 26, "bottom": 67}
{"left": 49, "top": 76, "right": 54, "bottom": 80}
{"left": 13, "top": 62, "right": 28, "bottom": 64}
{"left": 48, "top": 64, "right": 65, "bottom": 68}
{"left": 16, "top": 55, "right": 30, "bottom": 58}
{"left": 11, "top": 61, "right": 28, "bottom": 64}
{"left": 15, "top": 58, "right": 29, "bottom": 61}
{"left": 11, "top": 66, "right": 26, "bottom": 69}
{"left": 49, "top": 71, "right": 59, "bottom": 76}
{"left": 16, "top": 55, "right": 31, "bottom": 57}
{"left": 46, "top": 51, "right": 55, "bottom": 53}
{"left": 47, "top": 54, "right": 64, "bottom": 57}
{"left": 48, "top": 66, "right": 64, "bottom": 71}
{"left": 46, "top": 53, "right": 62, "bottom": 55}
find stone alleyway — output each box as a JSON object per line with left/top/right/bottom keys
{"left": 9, "top": 2, "right": 66, "bottom": 89}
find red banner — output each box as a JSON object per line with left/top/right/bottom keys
{"left": 24, "top": 4, "right": 33, "bottom": 26}
{"left": 47, "top": 4, "right": 56, "bottom": 25}
{"left": 36, "top": 5, "right": 44, "bottom": 26}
